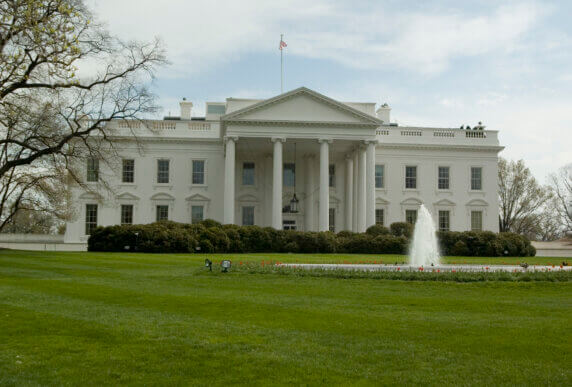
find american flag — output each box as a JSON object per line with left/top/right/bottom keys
{"left": 279, "top": 39, "right": 287, "bottom": 50}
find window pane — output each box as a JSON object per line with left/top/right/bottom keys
{"left": 156, "top": 205, "right": 169, "bottom": 221}
{"left": 191, "top": 205, "right": 204, "bottom": 223}
{"left": 375, "top": 209, "right": 384, "bottom": 225}
{"left": 375, "top": 165, "right": 384, "bottom": 188}
{"left": 405, "top": 166, "right": 417, "bottom": 189}
{"left": 192, "top": 160, "right": 205, "bottom": 184}
{"left": 406, "top": 209, "right": 417, "bottom": 225}
{"left": 242, "top": 162, "right": 255, "bottom": 185}
{"left": 157, "top": 160, "right": 169, "bottom": 184}
{"left": 121, "top": 204, "right": 133, "bottom": 225}
{"left": 85, "top": 204, "right": 98, "bottom": 235}
{"left": 242, "top": 206, "right": 254, "bottom": 225}
{"left": 283, "top": 163, "right": 295, "bottom": 187}
{"left": 471, "top": 167, "right": 482, "bottom": 190}
{"left": 329, "top": 208, "right": 335, "bottom": 232}
{"left": 87, "top": 158, "right": 99, "bottom": 182}
{"left": 471, "top": 211, "right": 483, "bottom": 231}
{"left": 122, "top": 159, "right": 135, "bottom": 183}
{"left": 438, "top": 166, "right": 449, "bottom": 190}
{"left": 329, "top": 164, "right": 335, "bottom": 187}
{"left": 438, "top": 210, "right": 450, "bottom": 231}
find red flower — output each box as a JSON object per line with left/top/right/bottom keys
{"left": 397, "top": 267, "right": 401, "bottom": 271}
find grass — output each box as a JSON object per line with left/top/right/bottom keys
{"left": 0, "top": 250, "right": 571, "bottom": 385}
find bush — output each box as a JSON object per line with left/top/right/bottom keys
{"left": 390, "top": 222, "right": 413, "bottom": 238}
{"left": 88, "top": 220, "right": 535, "bottom": 257}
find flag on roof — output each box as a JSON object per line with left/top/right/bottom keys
{"left": 279, "top": 39, "right": 287, "bottom": 50}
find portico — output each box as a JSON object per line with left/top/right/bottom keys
{"left": 220, "top": 87, "right": 380, "bottom": 232}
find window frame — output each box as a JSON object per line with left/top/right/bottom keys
{"left": 375, "top": 208, "right": 384, "bottom": 226}
{"left": 405, "top": 209, "right": 417, "bottom": 225}
{"left": 86, "top": 158, "right": 99, "bottom": 182}
{"left": 242, "top": 206, "right": 255, "bottom": 226}
{"left": 120, "top": 204, "right": 134, "bottom": 225}
{"left": 122, "top": 159, "right": 135, "bottom": 184}
{"left": 405, "top": 165, "right": 417, "bottom": 189}
{"left": 438, "top": 210, "right": 450, "bottom": 232}
{"left": 283, "top": 163, "right": 296, "bottom": 187}
{"left": 242, "top": 161, "right": 255, "bottom": 186}
{"left": 85, "top": 204, "right": 98, "bottom": 235}
{"left": 471, "top": 210, "right": 483, "bottom": 231}
{"left": 156, "top": 159, "right": 170, "bottom": 184}
{"left": 470, "top": 166, "right": 483, "bottom": 191}
{"left": 328, "top": 208, "right": 335, "bottom": 232}
{"left": 156, "top": 205, "right": 169, "bottom": 221}
{"left": 438, "top": 166, "right": 450, "bottom": 190}
{"left": 191, "top": 159, "right": 206, "bottom": 185}
{"left": 329, "top": 164, "right": 335, "bottom": 188}
{"left": 191, "top": 205, "right": 204, "bottom": 224}
{"left": 375, "top": 164, "right": 385, "bottom": 189}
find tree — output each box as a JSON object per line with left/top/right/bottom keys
{"left": 0, "top": 0, "right": 166, "bottom": 231}
{"left": 498, "top": 158, "right": 551, "bottom": 234}
{"left": 549, "top": 163, "right": 572, "bottom": 233}
{"left": 1, "top": 208, "right": 63, "bottom": 233}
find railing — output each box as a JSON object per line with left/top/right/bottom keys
{"left": 117, "top": 121, "right": 141, "bottom": 129}
{"left": 433, "top": 130, "right": 455, "bottom": 137}
{"left": 465, "top": 131, "right": 486, "bottom": 138}
{"left": 400, "top": 130, "right": 422, "bottom": 136}
{"left": 188, "top": 122, "right": 211, "bottom": 131}
{"left": 152, "top": 121, "right": 177, "bottom": 130}
{"left": 376, "top": 129, "right": 390, "bottom": 136}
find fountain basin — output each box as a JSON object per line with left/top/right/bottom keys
{"left": 277, "top": 263, "right": 571, "bottom": 273}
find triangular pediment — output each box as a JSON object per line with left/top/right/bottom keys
{"left": 376, "top": 197, "right": 390, "bottom": 205}
{"left": 222, "top": 87, "right": 381, "bottom": 125}
{"left": 434, "top": 199, "right": 456, "bottom": 206}
{"left": 185, "top": 193, "right": 210, "bottom": 202}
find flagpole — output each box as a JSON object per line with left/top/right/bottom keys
{"left": 280, "top": 34, "right": 284, "bottom": 93}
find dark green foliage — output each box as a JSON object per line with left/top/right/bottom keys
{"left": 88, "top": 220, "right": 535, "bottom": 256}
{"left": 390, "top": 222, "right": 413, "bottom": 238}
{"left": 366, "top": 224, "right": 391, "bottom": 236}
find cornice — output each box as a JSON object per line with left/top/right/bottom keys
{"left": 377, "top": 143, "right": 505, "bottom": 153}
{"left": 224, "top": 119, "right": 378, "bottom": 129}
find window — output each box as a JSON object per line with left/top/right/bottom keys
{"left": 242, "top": 162, "right": 255, "bottom": 185}
{"left": 375, "top": 165, "right": 384, "bottom": 188}
{"left": 283, "top": 219, "right": 296, "bottom": 231}
{"left": 438, "top": 166, "right": 450, "bottom": 190}
{"left": 122, "top": 159, "right": 135, "bottom": 183}
{"left": 192, "top": 160, "right": 205, "bottom": 185}
{"left": 405, "top": 166, "right": 417, "bottom": 189}
{"left": 438, "top": 210, "right": 450, "bottom": 231}
{"left": 86, "top": 158, "right": 99, "bottom": 182}
{"left": 121, "top": 204, "right": 133, "bottom": 225}
{"left": 157, "top": 159, "right": 170, "bottom": 184}
{"left": 471, "top": 167, "right": 482, "bottom": 190}
{"left": 329, "top": 208, "right": 335, "bottom": 232}
{"left": 471, "top": 211, "right": 483, "bottom": 231}
{"left": 156, "top": 205, "right": 169, "bottom": 221}
{"left": 283, "top": 163, "right": 295, "bottom": 187}
{"left": 375, "top": 209, "right": 384, "bottom": 225}
{"left": 191, "top": 205, "right": 204, "bottom": 223}
{"left": 406, "top": 209, "right": 417, "bottom": 225}
{"left": 329, "top": 164, "right": 335, "bottom": 187}
{"left": 242, "top": 206, "right": 254, "bottom": 226}
{"left": 85, "top": 204, "right": 98, "bottom": 235}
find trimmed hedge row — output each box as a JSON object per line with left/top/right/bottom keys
{"left": 88, "top": 220, "right": 535, "bottom": 256}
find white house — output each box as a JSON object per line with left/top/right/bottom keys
{"left": 64, "top": 87, "right": 503, "bottom": 244}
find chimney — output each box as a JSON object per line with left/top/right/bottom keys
{"left": 376, "top": 103, "right": 391, "bottom": 124}
{"left": 179, "top": 98, "right": 193, "bottom": 120}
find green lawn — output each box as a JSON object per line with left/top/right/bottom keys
{"left": 0, "top": 250, "right": 570, "bottom": 385}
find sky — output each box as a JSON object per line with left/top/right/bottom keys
{"left": 87, "top": 0, "right": 571, "bottom": 183}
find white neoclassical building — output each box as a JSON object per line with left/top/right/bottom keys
{"left": 64, "top": 87, "right": 503, "bottom": 244}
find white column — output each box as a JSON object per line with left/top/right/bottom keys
{"left": 345, "top": 155, "right": 353, "bottom": 231}
{"left": 304, "top": 155, "right": 316, "bottom": 231}
{"left": 318, "top": 139, "right": 331, "bottom": 231}
{"left": 223, "top": 136, "right": 237, "bottom": 224}
{"left": 352, "top": 150, "right": 358, "bottom": 232}
{"left": 357, "top": 146, "right": 367, "bottom": 232}
{"left": 271, "top": 137, "right": 285, "bottom": 229}
{"left": 365, "top": 140, "right": 377, "bottom": 229}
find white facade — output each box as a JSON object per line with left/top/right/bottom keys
{"left": 65, "top": 87, "right": 503, "bottom": 243}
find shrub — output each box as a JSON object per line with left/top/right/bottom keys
{"left": 366, "top": 224, "right": 391, "bottom": 237}
{"left": 390, "top": 222, "right": 413, "bottom": 238}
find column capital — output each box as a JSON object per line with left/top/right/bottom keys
{"left": 318, "top": 138, "right": 333, "bottom": 144}
{"left": 363, "top": 139, "right": 379, "bottom": 145}
{"left": 224, "top": 135, "right": 239, "bottom": 143}
{"left": 271, "top": 137, "right": 286, "bottom": 143}
{"left": 345, "top": 153, "right": 354, "bottom": 160}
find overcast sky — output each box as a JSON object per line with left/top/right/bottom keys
{"left": 88, "top": 0, "right": 571, "bottom": 183}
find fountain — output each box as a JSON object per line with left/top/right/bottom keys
{"left": 409, "top": 204, "right": 441, "bottom": 267}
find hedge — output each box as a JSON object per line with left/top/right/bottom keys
{"left": 87, "top": 220, "right": 535, "bottom": 256}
